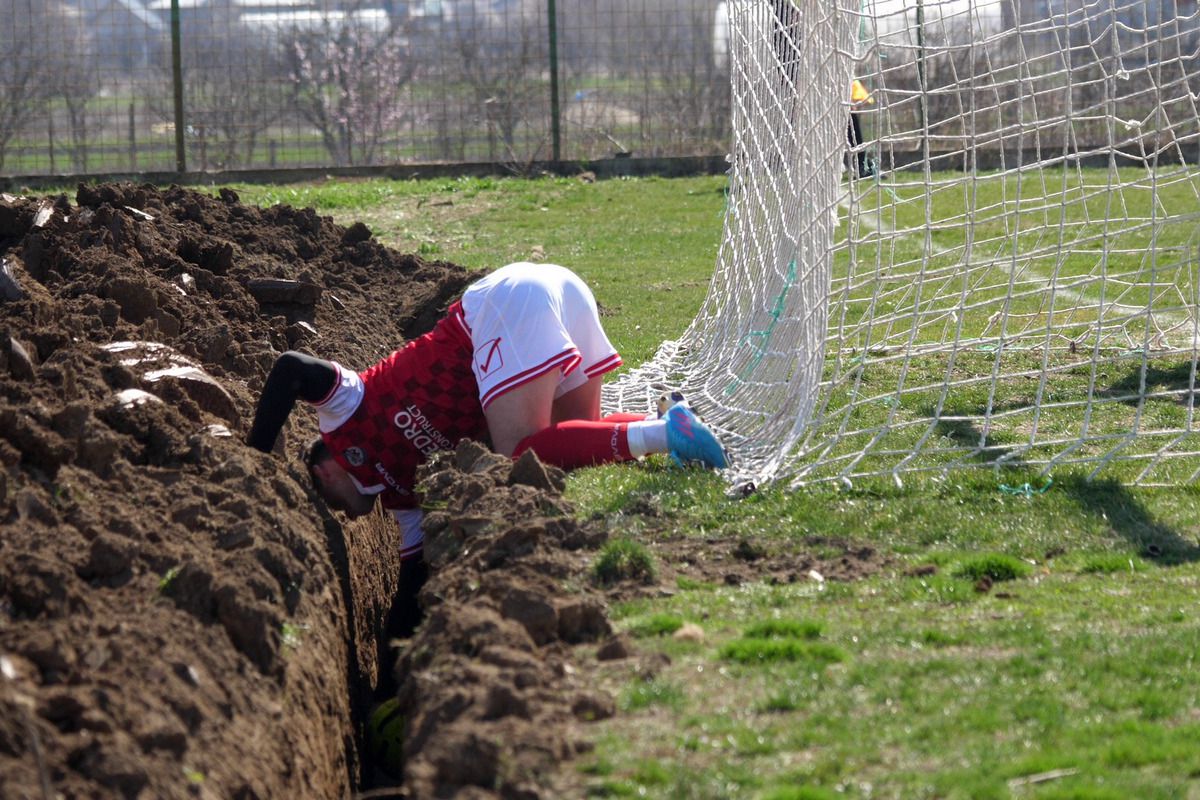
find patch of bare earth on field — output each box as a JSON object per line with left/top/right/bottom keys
{"left": 660, "top": 532, "right": 887, "bottom": 590}
{"left": 594, "top": 495, "right": 889, "bottom": 603}
{"left": 0, "top": 181, "right": 885, "bottom": 800}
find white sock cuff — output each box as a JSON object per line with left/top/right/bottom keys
{"left": 626, "top": 419, "right": 668, "bottom": 458}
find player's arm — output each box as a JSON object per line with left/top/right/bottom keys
{"left": 247, "top": 351, "right": 339, "bottom": 452}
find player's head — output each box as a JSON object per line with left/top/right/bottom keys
{"left": 303, "top": 437, "right": 375, "bottom": 518}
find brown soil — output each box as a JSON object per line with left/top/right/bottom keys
{"left": 0, "top": 182, "right": 885, "bottom": 800}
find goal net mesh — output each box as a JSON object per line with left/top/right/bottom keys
{"left": 604, "top": 0, "right": 1200, "bottom": 490}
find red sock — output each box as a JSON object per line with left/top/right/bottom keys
{"left": 514, "top": 420, "right": 633, "bottom": 469}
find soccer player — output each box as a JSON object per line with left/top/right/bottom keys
{"left": 247, "top": 261, "right": 728, "bottom": 567}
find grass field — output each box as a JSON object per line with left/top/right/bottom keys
{"left": 768, "top": 167, "right": 1200, "bottom": 489}
{"left": 223, "top": 172, "right": 1200, "bottom": 799}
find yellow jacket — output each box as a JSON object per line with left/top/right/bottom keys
{"left": 851, "top": 79, "right": 874, "bottom": 105}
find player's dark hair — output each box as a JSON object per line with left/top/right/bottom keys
{"left": 303, "top": 437, "right": 331, "bottom": 492}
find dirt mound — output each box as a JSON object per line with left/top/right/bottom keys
{"left": 0, "top": 181, "right": 888, "bottom": 800}
{"left": 0, "top": 182, "right": 473, "bottom": 798}
{"left": 393, "top": 441, "right": 615, "bottom": 798}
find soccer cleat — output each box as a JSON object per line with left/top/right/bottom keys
{"left": 665, "top": 404, "right": 728, "bottom": 470}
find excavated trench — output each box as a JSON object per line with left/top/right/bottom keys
{"left": 0, "top": 183, "right": 620, "bottom": 799}
{"left": 0, "top": 183, "right": 888, "bottom": 799}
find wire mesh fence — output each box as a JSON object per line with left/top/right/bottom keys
{"left": 0, "top": 0, "right": 731, "bottom": 176}
{"left": 1, "top": 0, "right": 1198, "bottom": 178}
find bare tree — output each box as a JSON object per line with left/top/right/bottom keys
{"left": 545, "top": 0, "right": 732, "bottom": 159}
{"left": 151, "top": 0, "right": 286, "bottom": 170}
{"left": 0, "top": 0, "right": 61, "bottom": 171}
{"left": 285, "top": 9, "right": 417, "bottom": 167}
{"left": 627, "top": 0, "right": 729, "bottom": 156}
{"left": 436, "top": 1, "right": 548, "bottom": 163}
{"left": 186, "top": 32, "right": 285, "bottom": 169}
{"left": 50, "top": 11, "right": 101, "bottom": 172}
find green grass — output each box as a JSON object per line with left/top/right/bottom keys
{"left": 625, "top": 613, "right": 686, "bottom": 638}
{"left": 280, "top": 621, "right": 307, "bottom": 650}
{"left": 205, "top": 171, "right": 1200, "bottom": 798}
{"left": 593, "top": 537, "right": 658, "bottom": 585}
{"left": 951, "top": 553, "right": 1032, "bottom": 582}
{"left": 776, "top": 165, "right": 1200, "bottom": 487}
{"left": 833, "top": 169, "right": 1200, "bottom": 356}
{"left": 156, "top": 565, "right": 180, "bottom": 594}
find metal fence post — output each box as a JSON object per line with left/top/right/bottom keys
{"left": 47, "top": 115, "right": 56, "bottom": 174}
{"left": 128, "top": 103, "right": 137, "bottom": 171}
{"left": 547, "top": 0, "right": 561, "bottom": 162}
{"left": 170, "top": 0, "right": 187, "bottom": 173}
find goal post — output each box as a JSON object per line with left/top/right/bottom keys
{"left": 604, "top": 0, "right": 1200, "bottom": 490}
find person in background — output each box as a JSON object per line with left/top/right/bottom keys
{"left": 848, "top": 78, "right": 876, "bottom": 178}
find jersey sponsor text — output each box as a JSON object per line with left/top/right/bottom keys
{"left": 393, "top": 403, "right": 453, "bottom": 455}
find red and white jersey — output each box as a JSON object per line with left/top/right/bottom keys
{"left": 310, "top": 263, "right": 622, "bottom": 559}
{"left": 315, "top": 308, "right": 488, "bottom": 515}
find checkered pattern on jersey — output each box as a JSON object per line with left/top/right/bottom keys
{"left": 323, "top": 316, "right": 487, "bottom": 510}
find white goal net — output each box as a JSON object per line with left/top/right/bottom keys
{"left": 604, "top": 0, "right": 1200, "bottom": 490}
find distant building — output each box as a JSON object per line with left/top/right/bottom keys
{"left": 143, "top": 0, "right": 226, "bottom": 32}
{"left": 142, "top": 0, "right": 392, "bottom": 40}
{"left": 65, "top": 0, "right": 165, "bottom": 69}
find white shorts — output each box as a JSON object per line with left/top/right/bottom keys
{"left": 457, "top": 262, "right": 622, "bottom": 409}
